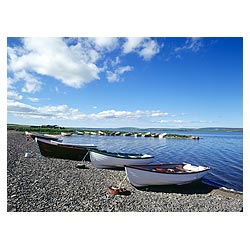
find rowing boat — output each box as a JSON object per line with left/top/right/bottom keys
{"left": 61, "top": 132, "right": 72, "bottom": 136}
{"left": 35, "top": 137, "right": 97, "bottom": 161}
{"left": 125, "top": 163, "right": 210, "bottom": 187}
{"left": 90, "top": 149, "right": 154, "bottom": 169}
{"left": 26, "top": 131, "right": 62, "bottom": 141}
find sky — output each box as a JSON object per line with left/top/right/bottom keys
{"left": 7, "top": 37, "right": 243, "bottom": 128}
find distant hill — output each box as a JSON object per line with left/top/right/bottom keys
{"left": 190, "top": 127, "right": 243, "bottom": 132}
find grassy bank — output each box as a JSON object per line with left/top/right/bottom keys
{"left": 7, "top": 124, "right": 73, "bottom": 134}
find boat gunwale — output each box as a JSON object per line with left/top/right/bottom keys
{"left": 36, "top": 137, "right": 97, "bottom": 149}
{"left": 124, "top": 163, "right": 210, "bottom": 175}
{"left": 90, "top": 149, "right": 154, "bottom": 159}
{"left": 29, "top": 132, "right": 61, "bottom": 141}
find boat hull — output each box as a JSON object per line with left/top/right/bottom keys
{"left": 125, "top": 163, "right": 210, "bottom": 187}
{"left": 90, "top": 150, "right": 154, "bottom": 169}
{"left": 36, "top": 138, "right": 97, "bottom": 161}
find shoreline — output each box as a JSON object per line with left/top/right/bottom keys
{"left": 7, "top": 131, "right": 243, "bottom": 212}
{"left": 8, "top": 127, "right": 201, "bottom": 139}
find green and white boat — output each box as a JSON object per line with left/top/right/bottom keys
{"left": 90, "top": 149, "right": 154, "bottom": 169}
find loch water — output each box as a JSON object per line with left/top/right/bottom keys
{"left": 62, "top": 131, "right": 243, "bottom": 192}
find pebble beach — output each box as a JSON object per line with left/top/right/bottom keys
{"left": 7, "top": 131, "right": 243, "bottom": 212}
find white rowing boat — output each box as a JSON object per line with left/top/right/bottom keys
{"left": 125, "top": 163, "right": 210, "bottom": 187}
{"left": 90, "top": 149, "right": 154, "bottom": 169}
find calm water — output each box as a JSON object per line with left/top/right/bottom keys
{"left": 62, "top": 132, "right": 243, "bottom": 192}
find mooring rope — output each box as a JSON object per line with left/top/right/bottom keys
{"left": 118, "top": 174, "right": 127, "bottom": 189}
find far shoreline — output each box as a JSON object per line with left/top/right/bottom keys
{"left": 7, "top": 124, "right": 243, "bottom": 141}
{"left": 7, "top": 123, "right": 243, "bottom": 132}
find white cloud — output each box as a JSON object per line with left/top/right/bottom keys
{"left": 88, "top": 37, "right": 119, "bottom": 51}
{"left": 174, "top": 38, "right": 203, "bottom": 53}
{"left": 165, "top": 38, "right": 203, "bottom": 62}
{"left": 8, "top": 70, "right": 42, "bottom": 94}
{"left": 138, "top": 39, "right": 160, "bottom": 61}
{"left": 158, "top": 119, "right": 186, "bottom": 124}
{"left": 123, "top": 37, "right": 144, "bottom": 53}
{"left": 7, "top": 90, "right": 23, "bottom": 100}
{"left": 7, "top": 101, "right": 83, "bottom": 120}
{"left": 7, "top": 71, "right": 40, "bottom": 103}
{"left": 110, "top": 56, "right": 121, "bottom": 67}
{"left": 116, "top": 65, "right": 133, "bottom": 74}
{"left": 22, "top": 81, "right": 42, "bottom": 93}
{"left": 151, "top": 111, "right": 169, "bottom": 117}
{"left": 7, "top": 101, "right": 38, "bottom": 116}
{"left": 7, "top": 101, "right": 168, "bottom": 122}
{"left": 7, "top": 77, "right": 15, "bottom": 89}
{"left": 38, "top": 105, "right": 81, "bottom": 120}
{"left": 8, "top": 37, "right": 162, "bottom": 91}
{"left": 89, "top": 109, "right": 168, "bottom": 120}
{"left": 106, "top": 71, "right": 119, "bottom": 82}
{"left": 123, "top": 37, "right": 160, "bottom": 60}
{"left": 27, "top": 97, "right": 39, "bottom": 102}
{"left": 106, "top": 65, "right": 133, "bottom": 82}
{"left": 8, "top": 38, "right": 100, "bottom": 88}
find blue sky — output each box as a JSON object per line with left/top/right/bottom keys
{"left": 7, "top": 37, "right": 243, "bottom": 128}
